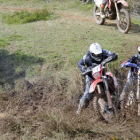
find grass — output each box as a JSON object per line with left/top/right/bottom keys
{"left": 2, "top": 8, "right": 54, "bottom": 24}
{"left": 132, "top": 19, "right": 140, "bottom": 26}
{"left": 0, "top": 38, "right": 10, "bottom": 48}
{"left": 0, "top": 0, "right": 140, "bottom": 139}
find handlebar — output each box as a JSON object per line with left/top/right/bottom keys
{"left": 82, "top": 63, "right": 106, "bottom": 76}
{"left": 82, "top": 68, "right": 92, "bottom": 76}
{"left": 123, "top": 62, "right": 139, "bottom": 69}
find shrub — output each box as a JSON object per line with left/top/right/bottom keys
{"left": 2, "top": 8, "right": 52, "bottom": 24}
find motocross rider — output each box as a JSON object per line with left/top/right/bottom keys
{"left": 100, "top": 0, "right": 107, "bottom": 18}
{"left": 100, "top": 0, "right": 116, "bottom": 18}
{"left": 76, "top": 43, "right": 118, "bottom": 115}
{"left": 120, "top": 45, "right": 140, "bottom": 108}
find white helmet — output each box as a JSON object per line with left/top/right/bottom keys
{"left": 138, "top": 45, "right": 140, "bottom": 53}
{"left": 89, "top": 43, "right": 103, "bottom": 62}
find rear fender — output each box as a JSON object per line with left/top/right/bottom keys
{"left": 89, "top": 79, "right": 103, "bottom": 94}
{"left": 117, "top": 0, "right": 129, "bottom": 7}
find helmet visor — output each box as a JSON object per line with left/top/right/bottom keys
{"left": 91, "top": 53, "right": 102, "bottom": 61}
{"left": 92, "top": 53, "right": 102, "bottom": 58}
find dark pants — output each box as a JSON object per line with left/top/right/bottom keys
{"left": 81, "top": 75, "right": 94, "bottom": 103}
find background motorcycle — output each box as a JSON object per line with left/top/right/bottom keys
{"left": 93, "top": 0, "right": 131, "bottom": 33}
{"left": 121, "top": 62, "right": 140, "bottom": 116}
{"left": 82, "top": 62, "right": 119, "bottom": 122}
{"left": 79, "top": 0, "right": 92, "bottom": 4}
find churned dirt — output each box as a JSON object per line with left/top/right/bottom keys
{"left": 0, "top": 6, "right": 140, "bottom": 139}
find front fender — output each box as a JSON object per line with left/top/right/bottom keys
{"left": 89, "top": 79, "right": 103, "bottom": 93}
{"left": 117, "top": 0, "right": 129, "bottom": 7}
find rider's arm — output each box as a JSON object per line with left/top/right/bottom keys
{"left": 121, "top": 55, "right": 138, "bottom": 68}
{"left": 102, "top": 49, "right": 118, "bottom": 64}
{"left": 77, "top": 55, "right": 87, "bottom": 73}
{"left": 127, "top": 55, "right": 137, "bottom": 63}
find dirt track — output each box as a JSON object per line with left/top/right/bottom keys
{"left": 0, "top": 7, "right": 38, "bottom": 12}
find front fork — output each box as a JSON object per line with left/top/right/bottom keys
{"left": 102, "top": 75, "right": 113, "bottom": 108}
{"left": 114, "top": 1, "right": 120, "bottom": 21}
{"left": 137, "top": 75, "right": 140, "bottom": 101}
{"left": 137, "top": 71, "right": 140, "bottom": 116}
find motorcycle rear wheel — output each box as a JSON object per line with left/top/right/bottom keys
{"left": 93, "top": 93, "right": 118, "bottom": 123}
{"left": 93, "top": 5, "right": 105, "bottom": 25}
{"left": 117, "top": 8, "right": 131, "bottom": 33}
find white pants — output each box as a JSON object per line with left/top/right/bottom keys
{"left": 94, "top": 0, "right": 107, "bottom": 7}
{"left": 120, "top": 69, "right": 136, "bottom": 101}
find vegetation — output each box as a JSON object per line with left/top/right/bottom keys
{"left": 0, "top": 0, "right": 140, "bottom": 139}
{"left": 132, "top": 19, "right": 140, "bottom": 26}
{"left": 2, "top": 8, "right": 53, "bottom": 24}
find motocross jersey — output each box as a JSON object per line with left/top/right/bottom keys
{"left": 77, "top": 49, "right": 118, "bottom": 78}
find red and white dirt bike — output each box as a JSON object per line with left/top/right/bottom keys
{"left": 83, "top": 63, "right": 120, "bottom": 122}
{"left": 93, "top": 0, "right": 131, "bottom": 33}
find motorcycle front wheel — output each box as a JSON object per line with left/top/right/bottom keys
{"left": 117, "top": 8, "right": 131, "bottom": 33}
{"left": 93, "top": 5, "right": 105, "bottom": 25}
{"left": 93, "top": 93, "right": 118, "bottom": 123}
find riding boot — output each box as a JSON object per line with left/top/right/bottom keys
{"left": 126, "top": 91, "right": 134, "bottom": 107}
{"left": 119, "top": 91, "right": 132, "bottom": 110}
{"left": 76, "top": 99, "right": 85, "bottom": 115}
{"left": 100, "top": 4, "right": 105, "bottom": 18}
{"left": 119, "top": 91, "right": 126, "bottom": 110}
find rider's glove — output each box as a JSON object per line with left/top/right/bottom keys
{"left": 121, "top": 63, "right": 126, "bottom": 68}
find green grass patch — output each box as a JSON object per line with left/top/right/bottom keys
{"left": 0, "top": 34, "right": 24, "bottom": 48}
{"left": 0, "top": 39, "right": 10, "bottom": 48}
{"left": 132, "top": 19, "right": 140, "bottom": 26}
{"left": 2, "top": 8, "right": 55, "bottom": 24}
{"left": 8, "top": 34, "right": 25, "bottom": 41}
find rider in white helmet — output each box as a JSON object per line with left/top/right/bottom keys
{"left": 89, "top": 43, "right": 103, "bottom": 61}
{"left": 77, "top": 43, "right": 118, "bottom": 115}
{"left": 100, "top": 0, "right": 117, "bottom": 18}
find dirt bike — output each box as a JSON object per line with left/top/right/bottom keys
{"left": 93, "top": 0, "right": 131, "bottom": 33}
{"left": 121, "top": 61, "right": 140, "bottom": 116}
{"left": 82, "top": 62, "right": 120, "bottom": 122}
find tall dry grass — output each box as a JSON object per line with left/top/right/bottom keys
{"left": 0, "top": 70, "right": 140, "bottom": 139}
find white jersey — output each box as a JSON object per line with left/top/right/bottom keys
{"left": 94, "top": 0, "right": 107, "bottom": 7}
